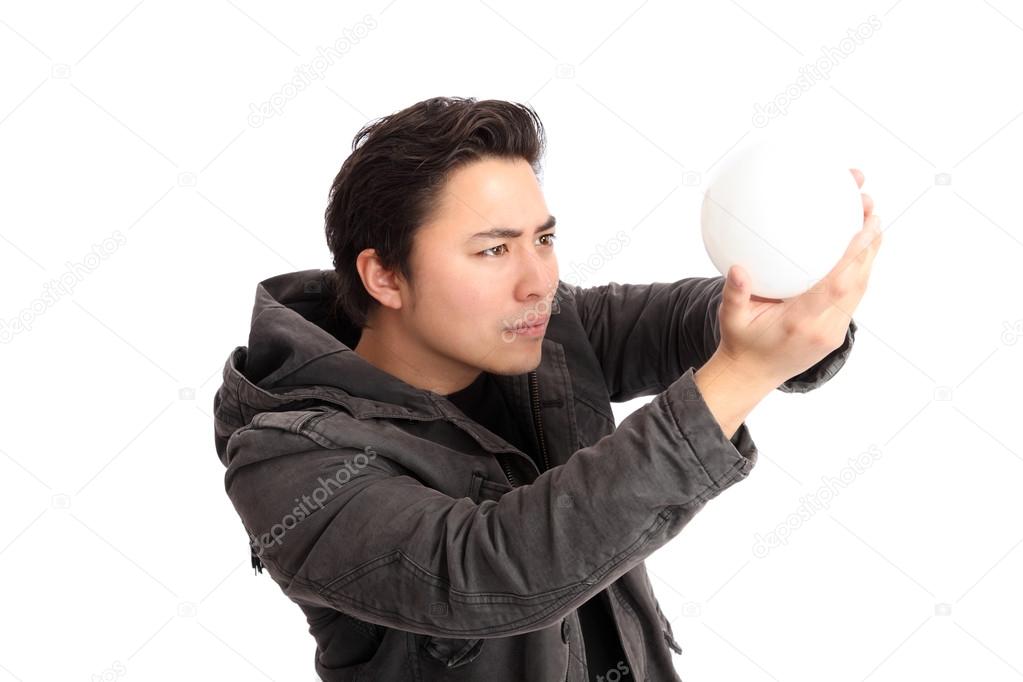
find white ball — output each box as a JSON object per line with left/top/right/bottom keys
{"left": 700, "top": 135, "right": 863, "bottom": 299}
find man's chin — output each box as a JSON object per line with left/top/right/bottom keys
{"left": 510, "top": 354, "right": 543, "bottom": 376}
{"left": 485, "top": 352, "right": 542, "bottom": 377}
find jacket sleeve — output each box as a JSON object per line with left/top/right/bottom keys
{"left": 562, "top": 276, "right": 857, "bottom": 402}
{"left": 223, "top": 368, "right": 757, "bottom": 639}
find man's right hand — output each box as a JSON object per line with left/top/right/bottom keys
{"left": 712, "top": 174, "right": 882, "bottom": 389}
{"left": 692, "top": 170, "right": 882, "bottom": 440}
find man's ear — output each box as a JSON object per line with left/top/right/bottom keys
{"left": 356, "top": 248, "right": 403, "bottom": 311}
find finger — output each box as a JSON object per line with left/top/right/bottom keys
{"left": 837, "top": 221, "right": 877, "bottom": 272}
{"left": 850, "top": 168, "right": 864, "bottom": 188}
{"left": 862, "top": 192, "right": 874, "bottom": 216}
{"left": 835, "top": 215, "right": 883, "bottom": 300}
{"left": 825, "top": 221, "right": 882, "bottom": 324}
{"left": 856, "top": 215, "right": 883, "bottom": 270}
{"left": 840, "top": 219, "right": 880, "bottom": 278}
{"left": 806, "top": 214, "right": 882, "bottom": 325}
{"left": 808, "top": 220, "right": 879, "bottom": 309}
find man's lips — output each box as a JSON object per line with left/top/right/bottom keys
{"left": 506, "top": 316, "right": 549, "bottom": 331}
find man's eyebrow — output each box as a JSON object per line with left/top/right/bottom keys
{"left": 466, "top": 215, "right": 556, "bottom": 242}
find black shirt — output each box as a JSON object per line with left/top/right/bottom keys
{"left": 444, "top": 372, "right": 629, "bottom": 682}
{"left": 444, "top": 371, "right": 541, "bottom": 472}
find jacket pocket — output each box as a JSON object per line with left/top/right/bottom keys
{"left": 467, "top": 471, "right": 514, "bottom": 503}
{"left": 422, "top": 635, "right": 485, "bottom": 668}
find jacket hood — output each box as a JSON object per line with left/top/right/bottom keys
{"left": 212, "top": 268, "right": 442, "bottom": 468}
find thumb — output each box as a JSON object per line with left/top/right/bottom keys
{"left": 721, "top": 265, "right": 751, "bottom": 319}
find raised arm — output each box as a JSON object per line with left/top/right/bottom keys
{"left": 563, "top": 276, "right": 856, "bottom": 403}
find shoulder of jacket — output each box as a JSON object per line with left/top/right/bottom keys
{"left": 228, "top": 406, "right": 361, "bottom": 456}
{"left": 223, "top": 409, "right": 406, "bottom": 491}
{"left": 556, "top": 279, "right": 579, "bottom": 303}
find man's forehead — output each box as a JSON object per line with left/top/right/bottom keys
{"left": 423, "top": 159, "right": 550, "bottom": 238}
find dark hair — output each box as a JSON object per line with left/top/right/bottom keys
{"left": 323, "top": 96, "right": 547, "bottom": 329}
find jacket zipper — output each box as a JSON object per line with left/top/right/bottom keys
{"left": 498, "top": 370, "right": 550, "bottom": 487}
{"left": 493, "top": 372, "right": 571, "bottom": 681}
{"left": 528, "top": 370, "right": 551, "bottom": 473}
{"left": 529, "top": 372, "right": 568, "bottom": 682}
{"left": 499, "top": 457, "right": 519, "bottom": 488}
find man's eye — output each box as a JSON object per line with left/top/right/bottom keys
{"left": 478, "top": 234, "right": 556, "bottom": 258}
{"left": 479, "top": 244, "right": 508, "bottom": 257}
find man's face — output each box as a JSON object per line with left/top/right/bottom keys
{"left": 399, "top": 156, "right": 559, "bottom": 382}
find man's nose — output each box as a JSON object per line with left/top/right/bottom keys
{"left": 516, "top": 247, "right": 557, "bottom": 300}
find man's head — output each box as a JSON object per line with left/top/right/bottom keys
{"left": 324, "top": 97, "right": 559, "bottom": 392}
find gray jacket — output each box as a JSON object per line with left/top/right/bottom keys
{"left": 212, "top": 268, "right": 856, "bottom": 681}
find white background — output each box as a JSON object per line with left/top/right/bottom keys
{"left": 2, "top": 1, "right": 1022, "bottom": 680}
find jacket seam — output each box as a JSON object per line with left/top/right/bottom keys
{"left": 313, "top": 572, "right": 577, "bottom": 637}
{"left": 573, "top": 392, "right": 614, "bottom": 423}
{"left": 319, "top": 549, "right": 581, "bottom": 604}
{"left": 308, "top": 511, "right": 672, "bottom": 637}
{"left": 663, "top": 385, "right": 748, "bottom": 498}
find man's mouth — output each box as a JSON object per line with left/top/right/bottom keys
{"left": 506, "top": 316, "right": 549, "bottom": 331}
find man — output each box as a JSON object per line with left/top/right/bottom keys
{"left": 213, "top": 96, "right": 880, "bottom": 681}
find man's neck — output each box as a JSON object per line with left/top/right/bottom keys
{"left": 352, "top": 322, "right": 480, "bottom": 395}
